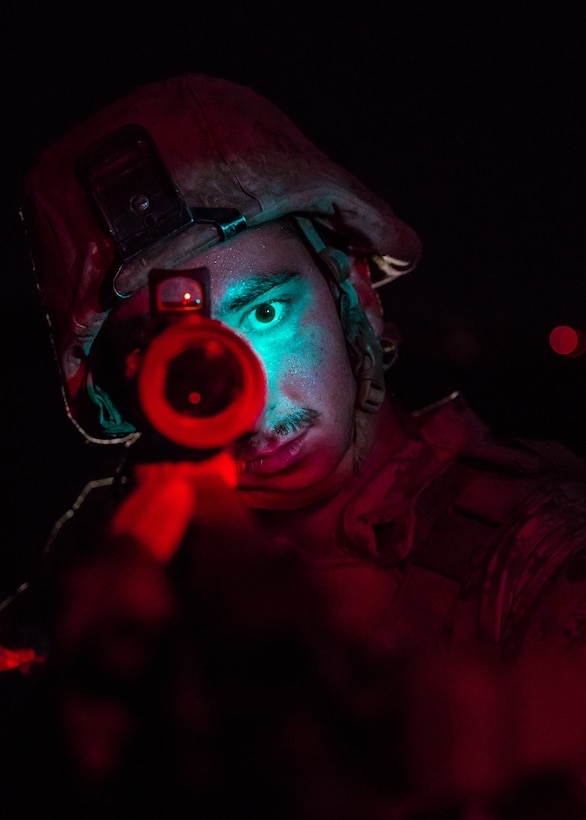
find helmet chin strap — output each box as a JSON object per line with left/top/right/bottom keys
{"left": 291, "top": 216, "right": 386, "bottom": 417}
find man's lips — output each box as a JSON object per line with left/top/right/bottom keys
{"left": 237, "top": 429, "right": 310, "bottom": 477}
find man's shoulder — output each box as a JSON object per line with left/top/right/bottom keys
{"left": 411, "top": 391, "right": 586, "bottom": 480}
{"left": 393, "top": 393, "right": 586, "bottom": 648}
{"left": 409, "top": 391, "right": 586, "bottom": 563}
{"left": 350, "top": 392, "right": 586, "bottom": 572}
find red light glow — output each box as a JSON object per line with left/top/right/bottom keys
{"left": 549, "top": 325, "right": 586, "bottom": 357}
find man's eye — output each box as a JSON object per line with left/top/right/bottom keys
{"left": 255, "top": 304, "right": 276, "bottom": 323}
{"left": 243, "top": 300, "right": 286, "bottom": 331}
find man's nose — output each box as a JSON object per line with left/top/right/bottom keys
{"left": 251, "top": 371, "right": 277, "bottom": 433}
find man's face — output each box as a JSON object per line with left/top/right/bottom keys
{"left": 106, "top": 221, "right": 359, "bottom": 506}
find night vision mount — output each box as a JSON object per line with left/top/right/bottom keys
{"left": 75, "top": 123, "right": 247, "bottom": 264}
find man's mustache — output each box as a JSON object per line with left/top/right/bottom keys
{"left": 236, "top": 408, "right": 320, "bottom": 456}
{"left": 271, "top": 408, "right": 320, "bottom": 437}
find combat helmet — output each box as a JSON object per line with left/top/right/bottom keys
{"left": 20, "top": 74, "right": 422, "bottom": 442}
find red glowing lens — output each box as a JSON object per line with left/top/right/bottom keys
{"left": 138, "top": 316, "right": 266, "bottom": 449}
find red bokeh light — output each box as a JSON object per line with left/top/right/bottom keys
{"left": 549, "top": 326, "right": 586, "bottom": 357}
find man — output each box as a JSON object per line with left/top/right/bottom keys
{"left": 4, "top": 74, "right": 586, "bottom": 816}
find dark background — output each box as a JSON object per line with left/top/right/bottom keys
{"left": 1, "top": 1, "right": 585, "bottom": 597}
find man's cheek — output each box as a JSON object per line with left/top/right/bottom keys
{"left": 256, "top": 329, "right": 324, "bottom": 386}
{"left": 279, "top": 356, "right": 330, "bottom": 408}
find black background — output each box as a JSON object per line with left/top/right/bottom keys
{"left": 1, "top": 1, "right": 585, "bottom": 596}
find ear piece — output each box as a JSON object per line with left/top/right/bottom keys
{"left": 379, "top": 321, "right": 402, "bottom": 372}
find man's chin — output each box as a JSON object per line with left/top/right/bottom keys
{"left": 237, "top": 485, "right": 320, "bottom": 511}
{"left": 237, "top": 448, "right": 356, "bottom": 511}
